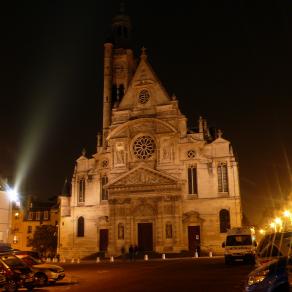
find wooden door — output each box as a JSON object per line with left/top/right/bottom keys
{"left": 99, "top": 229, "right": 108, "bottom": 251}
{"left": 138, "top": 223, "right": 153, "bottom": 251}
{"left": 188, "top": 226, "right": 201, "bottom": 253}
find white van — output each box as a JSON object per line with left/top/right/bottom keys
{"left": 222, "top": 227, "right": 257, "bottom": 264}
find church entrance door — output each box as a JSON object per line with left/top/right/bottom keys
{"left": 138, "top": 223, "right": 153, "bottom": 251}
{"left": 99, "top": 229, "right": 108, "bottom": 251}
{"left": 188, "top": 226, "right": 201, "bottom": 253}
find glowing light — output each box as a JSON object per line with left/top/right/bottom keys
{"left": 283, "top": 210, "right": 291, "bottom": 218}
{"left": 275, "top": 217, "right": 282, "bottom": 225}
{"left": 259, "top": 229, "right": 266, "bottom": 235}
{"left": 270, "top": 222, "right": 276, "bottom": 229}
{"left": 6, "top": 187, "right": 19, "bottom": 202}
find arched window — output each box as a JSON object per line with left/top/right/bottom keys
{"left": 219, "top": 209, "right": 230, "bottom": 233}
{"left": 166, "top": 223, "right": 173, "bottom": 239}
{"left": 101, "top": 176, "right": 108, "bottom": 201}
{"left": 118, "top": 223, "right": 124, "bottom": 240}
{"left": 217, "top": 162, "right": 229, "bottom": 193}
{"left": 77, "top": 217, "right": 84, "bottom": 237}
{"left": 78, "top": 179, "right": 85, "bottom": 203}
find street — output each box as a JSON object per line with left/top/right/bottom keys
{"left": 30, "top": 257, "right": 255, "bottom": 292}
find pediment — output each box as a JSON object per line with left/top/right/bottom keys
{"left": 118, "top": 56, "right": 170, "bottom": 110}
{"left": 106, "top": 166, "right": 180, "bottom": 191}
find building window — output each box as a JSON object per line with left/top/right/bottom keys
{"left": 43, "top": 211, "right": 49, "bottom": 220}
{"left": 217, "top": 162, "right": 229, "bottom": 193}
{"left": 27, "top": 226, "right": 32, "bottom": 234}
{"left": 101, "top": 176, "right": 108, "bottom": 201}
{"left": 188, "top": 166, "right": 198, "bottom": 194}
{"left": 28, "top": 212, "right": 33, "bottom": 220}
{"left": 118, "top": 223, "right": 124, "bottom": 240}
{"left": 77, "top": 217, "right": 84, "bottom": 237}
{"left": 13, "top": 235, "right": 18, "bottom": 244}
{"left": 78, "top": 179, "right": 85, "bottom": 203}
{"left": 166, "top": 223, "right": 173, "bottom": 239}
{"left": 219, "top": 209, "right": 230, "bottom": 233}
{"left": 35, "top": 212, "right": 41, "bottom": 221}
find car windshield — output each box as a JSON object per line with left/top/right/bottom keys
{"left": 226, "top": 235, "right": 252, "bottom": 246}
{"left": 18, "top": 255, "right": 42, "bottom": 266}
{"left": 1, "top": 255, "right": 27, "bottom": 269}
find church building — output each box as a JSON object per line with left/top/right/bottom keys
{"left": 58, "top": 7, "right": 242, "bottom": 259}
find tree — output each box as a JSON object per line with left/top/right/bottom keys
{"left": 28, "top": 225, "right": 57, "bottom": 256}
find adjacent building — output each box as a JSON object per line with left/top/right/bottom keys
{"left": 59, "top": 7, "right": 242, "bottom": 259}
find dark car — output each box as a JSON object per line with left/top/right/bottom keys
{"left": 244, "top": 257, "right": 290, "bottom": 292}
{"left": 0, "top": 253, "right": 35, "bottom": 291}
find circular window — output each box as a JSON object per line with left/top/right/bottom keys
{"left": 133, "top": 136, "right": 155, "bottom": 160}
{"left": 187, "top": 150, "right": 196, "bottom": 159}
{"left": 138, "top": 89, "right": 150, "bottom": 104}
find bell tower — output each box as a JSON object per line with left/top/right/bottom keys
{"left": 102, "top": 2, "right": 136, "bottom": 146}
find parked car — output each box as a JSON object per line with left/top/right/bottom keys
{"left": 13, "top": 251, "right": 41, "bottom": 260}
{"left": 256, "top": 231, "right": 292, "bottom": 266}
{"left": 15, "top": 254, "right": 65, "bottom": 286}
{"left": 0, "top": 253, "right": 35, "bottom": 291}
{"left": 244, "top": 257, "right": 290, "bottom": 292}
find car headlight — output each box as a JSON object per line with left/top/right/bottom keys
{"left": 248, "top": 269, "right": 269, "bottom": 286}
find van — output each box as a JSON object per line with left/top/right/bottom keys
{"left": 222, "top": 227, "right": 257, "bottom": 264}
{"left": 256, "top": 231, "right": 292, "bottom": 267}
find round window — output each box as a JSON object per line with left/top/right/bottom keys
{"left": 133, "top": 136, "right": 155, "bottom": 160}
{"left": 138, "top": 89, "right": 150, "bottom": 104}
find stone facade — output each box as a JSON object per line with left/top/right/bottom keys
{"left": 58, "top": 9, "right": 242, "bottom": 259}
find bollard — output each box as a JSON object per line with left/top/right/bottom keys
{"left": 46, "top": 257, "right": 51, "bottom": 263}
{"left": 61, "top": 257, "right": 66, "bottom": 263}
{"left": 53, "top": 257, "right": 57, "bottom": 263}
{"left": 144, "top": 254, "right": 148, "bottom": 261}
{"left": 71, "top": 258, "right": 75, "bottom": 263}
{"left": 96, "top": 256, "right": 100, "bottom": 263}
{"left": 194, "top": 250, "right": 198, "bottom": 258}
{"left": 209, "top": 251, "right": 213, "bottom": 258}
{"left": 162, "top": 253, "right": 166, "bottom": 260}
{"left": 110, "top": 256, "right": 114, "bottom": 262}
{"left": 77, "top": 258, "right": 80, "bottom": 264}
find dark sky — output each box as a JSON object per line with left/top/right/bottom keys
{"left": 0, "top": 0, "right": 291, "bottom": 224}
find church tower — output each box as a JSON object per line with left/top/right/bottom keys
{"left": 102, "top": 3, "right": 136, "bottom": 146}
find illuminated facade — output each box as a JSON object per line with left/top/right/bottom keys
{"left": 10, "top": 198, "right": 59, "bottom": 251}
{"left": 59, "top": 8, "right": 242, "bottom": 258}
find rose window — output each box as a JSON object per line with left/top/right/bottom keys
{"left": 138, "top": 89, "right": 150, "bottom": 104}
{"left": 187, "top": 150, "right": 196, "bottom": 159}
{"left": 133, "top": 136, "right": 155, "bottom": 160}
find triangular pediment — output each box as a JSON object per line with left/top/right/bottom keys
{"left": 118, "top": 56, "right": 171, "bottom": 110}
{"left": 107, "top": 166, "right": 180, "bottom": 190}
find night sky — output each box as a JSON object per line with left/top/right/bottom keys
{"left": 0, "top": 0, "right": 291, "bottom": 224}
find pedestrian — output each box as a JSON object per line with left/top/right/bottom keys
{"left": 133, "top": 245, "right": 138, "bottom": 260}
{"left": 129, "top": 245, "right": 134, "bottom": 261}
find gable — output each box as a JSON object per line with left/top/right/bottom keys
{"left": 106, "top": 166, "right": 180, "bottom": 191}
{"left": 118, "top": 56, "right": 170, "bottom": 110}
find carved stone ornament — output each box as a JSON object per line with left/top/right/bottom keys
{"left": 115, "top": 168, "right": 174, "bottom": 186}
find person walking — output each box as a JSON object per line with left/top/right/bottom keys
{"left": 129, "top": 245, "right": 134, "bottom": 261}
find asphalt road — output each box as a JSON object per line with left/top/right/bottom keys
{"left": 29, "top": 257, "right": 254, "bottom": 292}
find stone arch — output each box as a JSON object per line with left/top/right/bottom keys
{"left": 107, "top": 118, "right": 177, "bottom": 140}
